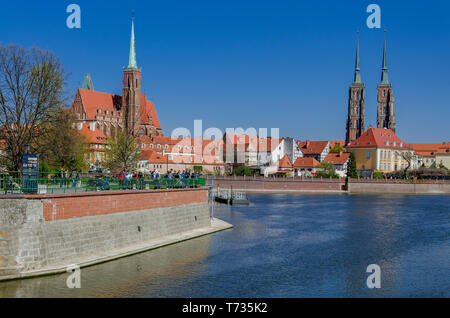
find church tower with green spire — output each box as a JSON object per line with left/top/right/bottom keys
{"left": 346, "top": 33, "right": 365, "bottom": 146}
{"left": 377, "top": 32, "right": 396, "bottom": 133}
{"left": 122, "top": 16, "right": 142, "bottom": 136}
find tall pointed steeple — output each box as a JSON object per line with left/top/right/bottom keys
{"left": 354, "top": 32, "right": 361, "bottom": 84}
{"left": 127, "top": 15, "right": 137, "bottom": 69}
{"left": 380, "top": 31, "right": 389, "bottom": 84}
{"left": 377, "top": 30, "right": 396, "bottom": 133}
{"left": 346, "top": 32, "right": 365, "bottom": 146}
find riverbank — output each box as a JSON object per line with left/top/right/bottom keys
{"left": 0, "top": 188, "right": 232, "bottom": 282}
{"left": 210, "top": 176, "right": 450, "bottom": 194}
{"left": 0, "top": 218, "right": 231, "bottom": 282}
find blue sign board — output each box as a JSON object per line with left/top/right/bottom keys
{"left": 22, "top": 154, "right": 39, "bottom": 194}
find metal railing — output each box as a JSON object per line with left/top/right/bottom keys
{"left": 0, "top": 171, "right": 206, "bottom": 195}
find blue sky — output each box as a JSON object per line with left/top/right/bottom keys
{"left": 1, "top": 0, "right": 449, "bottom": 142}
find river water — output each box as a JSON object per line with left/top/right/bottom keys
{"left": 0, "top": 194, "right": 449, "bottom": 297}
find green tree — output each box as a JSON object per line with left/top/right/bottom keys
{"left": 104, "top": 130, "right": 140, "bottom": 172}
{"left": 0, "top": 44, "right": 67, "bottom": 171}
{"left": 347, "top": 152, "right": 358, "bottom": 178}
{"left": 36, "top": 108, "right": 88, "bottom": 171}
{"left": 193, "top": 166, "right": 203, "bottom": 173}
{"left": 330, "top": 144, "right": 346, "bottom": 153}
{"left": 315, "top": 162, "right": 338, "bottom": 178}
{"left": 372, "top": 170, "right": 383, "bottom": 179}
{"left": 233, "top": 165, "right": 251, "bottom": 176}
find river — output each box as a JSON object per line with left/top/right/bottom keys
{"left": 0, "top": 193, "right": 448, "bottom": 297}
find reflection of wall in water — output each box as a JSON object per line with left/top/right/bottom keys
{"left": 343, "top": 195, "right": 406, "bottom": 296}
{"left": 0, "top": 235, "right": 211, "bottom": 298}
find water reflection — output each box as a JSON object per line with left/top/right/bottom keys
{"left": 0, "top": 234, "right": 212, "bottom": 298}
{"left": 0, "top": 194, "right": 448, "bottom": 297}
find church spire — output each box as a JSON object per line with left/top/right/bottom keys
{"left": 380, "top": 31, "right": 389, "bottom": 84}
{"left": 354, "top": 32, "right": 361, "bottom": 84}
{"left": 127, "top": 15, "right": 137, "bottom": 69}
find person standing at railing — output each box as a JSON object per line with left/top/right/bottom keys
{"left": 71, "top": 171, "right": 77, "bottom": 188}
{"left": 138, "top": 171, "right": 144, "bottom": 190}
{"left": 64, "top": 169, "right": 69, "bottom": 187}
{"left": 76, "top": 170, "right": 82, "bottom": 188}
{"left": 59, "top": 168, "right": 64, "bottom": 188}
{"left": 126, "top": 171, "right": 132, "bottom": 189}
{"left": 119, "top": 170, "right": 125, "bottom": 189}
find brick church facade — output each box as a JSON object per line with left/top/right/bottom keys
{"left": 71, "top": 18, "right": 163, "bottom": 140}
{"left": 345, "top": 33, "right": 396, "bottom": 146}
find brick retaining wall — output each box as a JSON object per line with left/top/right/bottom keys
{"left": 0, "top": 188, "right": 232, "bottom": 280}
{"left": 212, "top": 178, "right": 345, "bottom": 192}
{"left": 34, "top": 188, "right": 208, "bottom": 221}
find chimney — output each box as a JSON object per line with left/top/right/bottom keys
{"left": 306, "top": 140, "right": 311, "bottom": 148}
{"left": 339, "top": 150, "right": 343, "bottom": 157}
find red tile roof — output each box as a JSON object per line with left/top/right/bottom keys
{"left": 78, "top": 88, "right": 161, "bottom": 129}
{"left": 293, "top": 157, "right": 320, "bottom": 168}
{"left": 140, "top": 93, "right": 161, "bottom": 129}
{"left": 79, "top": 125, "right": 107, "bottom": 144}
{"left": 278, "top": 154, "right": 293, "bottom": 168}
{"left": 297, "top": 140, "right": 329, "bottom": 155}
{"left": 324, "top": 152, "right": 351, "bottom": 165}
{"left": 330, "top": 140, "right": 346, "bottom": 149}
{"left": 347, "top": 128, "right": 410, "bottom": 150}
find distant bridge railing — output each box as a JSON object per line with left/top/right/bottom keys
{"left": 0, "top": 171, "right": 206, "bottom": 195}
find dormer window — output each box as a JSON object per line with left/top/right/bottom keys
{"left": 157, "top": 144, "right": 161, "bottom": 149}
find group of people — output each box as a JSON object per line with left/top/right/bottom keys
{"left": 165, "top": 169, "right": 200, "bottom": 180}
{"left": 58, "top": 168, "right": 82, "bottom": 188}
{"left": 118, "top": 170, "right": 145, "bottom": 189}
{"left": 116, "top": 169, "right": 202, "bottom": 190}
{"left": 50, "top": 168, "right": 203, "bottom": 190}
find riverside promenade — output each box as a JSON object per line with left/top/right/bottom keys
{"left": 208, "top": 176, "right": 450, "bottom": 194}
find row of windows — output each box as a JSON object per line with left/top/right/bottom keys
{"left": 379, "top": 162, "right": 406, "bottom": 171}
{"left": 97, "top": 108, "right": 120, "bottom": 117}
{"left": 140, "top": 143, "right": 199, "bottom": 151}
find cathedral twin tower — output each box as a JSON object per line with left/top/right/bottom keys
{"left": 345, "top": 33, "right": 396, "bottom": 146}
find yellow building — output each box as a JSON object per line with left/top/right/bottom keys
{"left": 411, "top": 142, "right": 450, "bottom": 169}
{"left": 436, "top": 143, "right": 450, "bottom": 169}
{"left": 347, "top": 128, "right": 413, "bottom": 175}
